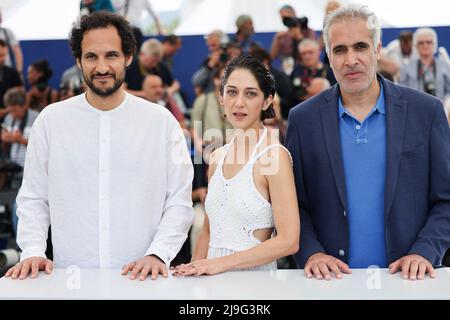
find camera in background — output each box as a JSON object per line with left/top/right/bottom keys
{"left": 282, "top": 16, "right": 309, "bottom": 30}
{"left": 424, "top": 81, "right": 436, "bottom": 96}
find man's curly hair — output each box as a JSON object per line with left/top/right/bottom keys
{"left": 70, "top": 11, "right": 137, "bottom": 61}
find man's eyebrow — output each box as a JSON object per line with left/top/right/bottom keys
{"left": 332, "top": 44, "right": 347, "bottom": 51}
{"left": 353, "top": 41, "right": 369, "bottom": 47}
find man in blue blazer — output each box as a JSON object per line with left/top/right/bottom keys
{"left": 285, "top": 5, "right": 450, "bottom": 280}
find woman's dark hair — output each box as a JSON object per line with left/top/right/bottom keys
{"left": 30, "top": 59, "right": 53, "bottom": 84}
{"left": 70, "top": 11, "right": 137, "bottom": 61}
{"left": 220, "top": 54, "right": 276, "bottom": 120}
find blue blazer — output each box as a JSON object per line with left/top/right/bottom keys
{"left": 285, "top": 75, "right": 450, "bottom": 268}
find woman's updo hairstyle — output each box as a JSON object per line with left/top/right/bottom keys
{"left": 220, "top": 54, "right": 276, "bottom": 120}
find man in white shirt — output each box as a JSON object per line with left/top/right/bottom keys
{"left": 5, "top": 11, "right": 194, "bottom": 280}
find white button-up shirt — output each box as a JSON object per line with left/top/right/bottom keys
{"left": 16, "top": 93, "right": 194, "bottom": 268}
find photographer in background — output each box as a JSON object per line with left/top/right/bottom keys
{"left": 270, "top": 4, "right": 316, "bottom": 75}
{"left": 59, "top": 64, "right": 85, "bottom": 101}
{"left": 1, "top": 88, "right": 38, "bottom": 170}
{"left": 0, "top": 39, "right": 22, "bottom": 120}
{"left": 142, "top": 74, "right": 185, "bottom": 126}
{"left": 0, "top": 9, "right": 23, "bottom": 74}
{"left": 290, "top": 39, "right": 336, "bottom": 104}
{"left": 400, "top": 27, "right": 450, "bottom": 103}
{"left": 231, "top": 14, "right": 262, "bottom": 54}
{"left": 1, "top": 88, "right": 38, "bottom": 235}
{"left": 192, "top": 30, "right": 235, "bottom": 96}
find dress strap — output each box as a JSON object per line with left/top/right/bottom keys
{"left": 218, "top": 138, "right": 234, "bottom": 167}
{"left": 223, "top": 128, "right": 267, "bottom": 165}
{"left": 251, "top": 144, "right": 294, "bottom": 166}
{"left": 249, "top": 128, "right": 268, "bottom": 159}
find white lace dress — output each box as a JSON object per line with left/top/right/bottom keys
{"left": 204, "top": 129, "right": 292, "bottom": 271}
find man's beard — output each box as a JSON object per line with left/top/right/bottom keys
{"left": 83, "top": 70, "right": 125, "bottom": 97}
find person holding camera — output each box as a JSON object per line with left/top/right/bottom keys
{"left": 400, "top": 27, "right": 450, "bottom": 103}
{"left": 270, "top": 4, "right": 317, "bottom": 75}
{"left": 290, "top": 39, "right": 336, "bottom": 104}
{"left": 1, "top": 87, "right": 38, "bottom": 234}
{"left": 0, "top": 39, "right": 22, "bottom": 119}
{"left": 231, "top": 14, "right": 262, "bottom": 55}
{"left": 58, "top": 64, "right": 86, "bottom": 101}
{"left": 192, "top": 30, "right": 240, "bottom": 96}
{"left": 1, "top": 88, "right": 38, "bottom": 169}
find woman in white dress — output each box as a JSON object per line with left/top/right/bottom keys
{"left": 174, "top": 55, "right": 300, "bottom": 276}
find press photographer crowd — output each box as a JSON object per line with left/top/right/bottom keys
{"left": 0, "top": 0, "right": 449, "bottom": 278}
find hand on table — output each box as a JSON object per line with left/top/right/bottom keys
{"left": 172, "top": 258, "right": 226, "bottom": 276}
{"left": 389, "top": 254, "right": 436, "bottom": 280}
{"left": 121, "top": 255, "right": 168, "bottom": 280}
{"left": 304, "top": 252, "right": 351, "bottom": 280}
{"left": 5, "top": 257, "right": 53, "bottom": 279}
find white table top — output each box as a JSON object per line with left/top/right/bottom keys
{"left": 1, "top": 268, "right": 449, "bottom": 300}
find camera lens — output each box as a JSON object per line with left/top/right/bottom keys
{"left": 282, "top": 17, "right": 297, "bottom": 28}
{"left": 424, "top": 81, "right": 436, "bottom": 96}
{"left": 0, "top": 249, "right": 20, "bottom": 269}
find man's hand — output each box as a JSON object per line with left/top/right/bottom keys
{"left": 207, "top": 50, "right": 221, "bottom": 68}
{"left": 11, "top": 130, "right": 24, "bottom": 144}
{"left": 389, "top": 254, "right": 436, "bottom": 280}
{"left": 1, "top": 130, "right": 13, "bottom": 143}
{"left": 5, "top": 257, "right": 53, "bottom": 279}
{"left": 304, "top": 252, "right": 352, "bottom": 280}
{"left": 121, "top": 255, "right": 168, "bottom": 281}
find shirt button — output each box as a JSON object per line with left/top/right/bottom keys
{"left": 338, "top": 249, "right": 345, "bottom": 257}
{"left": 355, "top": 125, "right": 361, "bottom": 130}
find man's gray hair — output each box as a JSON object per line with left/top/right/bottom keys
{"left": 3, "top": 87, "right": 26, "bottom": 107}
{"left": 298, "top": 39, "right": 320, "bottom": 52}
{"left": 413, "top": 27, "right": 438, "bottom": 54}
{"left": 322, "top": 4, "right": 381, "bottom": 56}
{"left": 140, "top": 38, "right": 164, "bottom": 57}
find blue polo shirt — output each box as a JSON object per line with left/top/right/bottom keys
{"left": 339, "top": 83, "right": 387, "bottom": 268}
